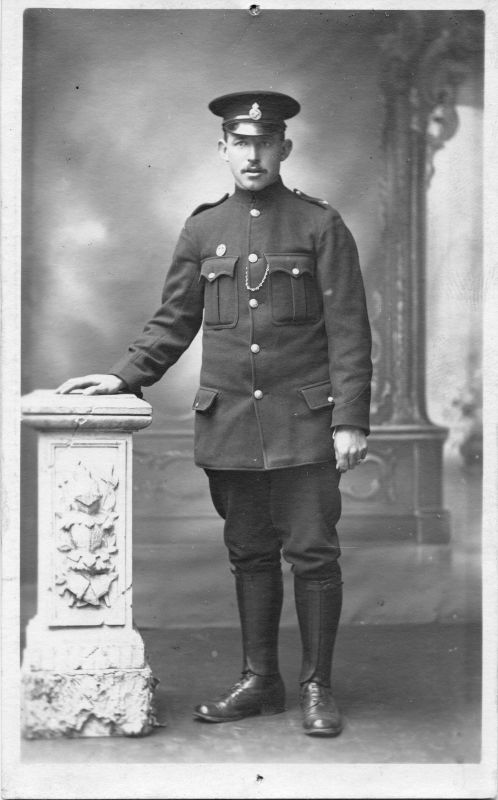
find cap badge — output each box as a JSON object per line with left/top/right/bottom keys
{"left": 216, "top": 243, "right": 227, "bottom": 256}
{"left": 248, "top": 102, "right": 262, "bottom": 121}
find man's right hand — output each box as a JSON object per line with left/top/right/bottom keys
{"left": 55, "top": 374, "right": 126, "bottom": 395}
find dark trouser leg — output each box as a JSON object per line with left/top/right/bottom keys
{"left": 193, "top": 471, "right": 285, "bottom": 723}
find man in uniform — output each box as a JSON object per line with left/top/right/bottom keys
{"left": 57, "top": 91, "right": 372, "bottom": 737}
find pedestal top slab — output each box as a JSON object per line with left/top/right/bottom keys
{"left": 22, "top": 390, "right": 152, "bottom": 416}
{"left": 21, "top": 391, "right": 152, "bottom": 431}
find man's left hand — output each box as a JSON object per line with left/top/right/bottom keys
{"left": 333, "top": 426, "right": 368, "bottom": 472}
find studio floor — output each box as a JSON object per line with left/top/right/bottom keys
{"left": 22, "top": 623, "right": 481, "bottom": 765}
{"left": 20, "top": 457, "right": 484, "bottom": 767}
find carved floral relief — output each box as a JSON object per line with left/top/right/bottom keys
{"left": 54, "top": 461, "right": 120, "bottom": 609}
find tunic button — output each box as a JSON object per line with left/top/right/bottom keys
{"left": 327, "top": 396, "right": 334, "bottom": 403}
{"left": 292, "top": 267, "right": 300, "bottom": 276}
{"left": 249, "top": 299, "right": 259, "bottom": 309}
{"left": 208, "top": 272, "right": 216, "bottom": 281}
{"left": 250, "top": 344, "right": 260, "bottom": 354}
{"left": 250, "top": 209, "right": 261, "bottom": 217}
{"left": 248, "top": 253, "right": 258, "bottom": 263}
{"left": 254, "top": 390, "right": 263, "bottom": 400}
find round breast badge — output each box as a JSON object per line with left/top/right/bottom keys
{"left": 216, "top": 244, "right": 227, "bottom": 257}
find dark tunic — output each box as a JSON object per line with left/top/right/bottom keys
{"left": 111, "top": 178, "right": 372, "bottom": 470}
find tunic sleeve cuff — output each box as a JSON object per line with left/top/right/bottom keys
{"left": 330, "top": 385, "right": 371, "bottom": 435}
{"left": 108, "top": 357, "right": 145, "bottom": 395}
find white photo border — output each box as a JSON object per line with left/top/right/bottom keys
{"left": 2, "top": 1, "right": 497, "bottom": 798}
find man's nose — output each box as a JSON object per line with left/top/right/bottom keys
{"left": 246, "top": 143, "right": 260, "bottom": 161}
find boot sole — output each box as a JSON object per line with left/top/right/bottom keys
{"left": 303, "top": 724, "right": 343, "bottom": 737}
{"left": 193, "top": 706, "right": 286, "bottom": 723}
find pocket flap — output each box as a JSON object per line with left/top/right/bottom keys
{"left": 192, "top": 387, "right": 219, "bottom": 412}
{"left": 300, "top": 381, "right": 334, "bottom": 410}
{"left": 265, "top": 253, "right": 314, "bottom": 278}
{"left": 200, "top": 256, "right": 238, "bottom": 282}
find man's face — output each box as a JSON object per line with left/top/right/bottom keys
{"left": 218, "top": 132, "right": 293, "bottom": 192}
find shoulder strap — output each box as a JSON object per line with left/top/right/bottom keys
{"left": 190, "top": 193, "right": 229, "bottom": 217}
{"left": 293, "top": 188, "right": 329, "bottom": 209}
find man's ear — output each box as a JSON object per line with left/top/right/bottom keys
{"left": 218, "top": 139, "right": 229, "bottom": 162}
{"left": 280, "top": 139, "right": 293, "bottom": 162}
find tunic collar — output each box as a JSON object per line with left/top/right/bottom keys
{"left": 232, "top": 176, "right": 287, "bottom": 207}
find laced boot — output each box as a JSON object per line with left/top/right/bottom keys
{"left": 193, "top": 569, "right": 285, "bottom": 722}
{"left": 295, "top": 574, "right": 343, "bottom": 737}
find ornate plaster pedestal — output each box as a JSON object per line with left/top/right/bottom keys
{"left": 21, "top": 390, "right": 157, "bottom": 738}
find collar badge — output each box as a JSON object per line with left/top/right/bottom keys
{"left": 248, "top": 102, "right": 262, "bottom": 121}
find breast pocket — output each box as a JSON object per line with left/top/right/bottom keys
{"left": 266, "top": 253, "right": 320, "bottom": 325}
{"left": 200, "top": 256, "right": 239, "bottom": 328}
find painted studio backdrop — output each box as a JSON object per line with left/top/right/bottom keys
{"left": 21, "top": 10, "right": 483, "bottom": 629}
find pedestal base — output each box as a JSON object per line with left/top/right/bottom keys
{"left": 22, "top": 665, "right": 158, "bottom": 738}
{"left": 21, "top": 617, "right": 159, "bottom": 738}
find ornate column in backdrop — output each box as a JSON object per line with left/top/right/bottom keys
{"left": 340, "top": 10, "right": 483, "bottom": 543}
{"left": 21, "top": 391, "right": 158, "bottom": 738}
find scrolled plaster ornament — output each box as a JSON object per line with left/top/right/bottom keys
{"left": 341, "top": 448, "right": 397, "bottom": 504}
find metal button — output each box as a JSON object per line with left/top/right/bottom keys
{"left": 250, "top": 344, "right": 260, "bottom": 354}
{"left": 216, "top": 243, "right": 227, "bottom": 256}
{"left": 292, "top": 267, "right": 300, "bottom": 276}
{"left": 248, "top": 253, "right": 258, "bottom": 263}
{"left": 250, "top": 209, "right": 261, "bottom": 217}
{"left": 254, "top": 390, "right": 263, "bottom": 400}
{"left": 208, "top": 272, "right": 216, "bottom": 281}
{"left": 327, "top": 396, "right": 334, "bottom": 403}
{"left": 249, "top": 299, "right": 259, "bottom": 309}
